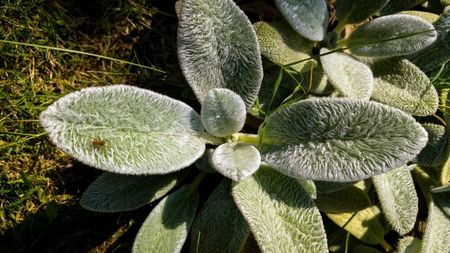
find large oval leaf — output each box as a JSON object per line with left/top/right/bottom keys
{"left": 260, "top": 98, "right": 428, "bottom": 182}
{"left": 201, "top": 89, "right": 246, "bottom": 137}
{"left": 232, "top": 166, "right": 328, "bottom": 253}
{"left": 40, "top": 85, "right": 205, "bottom": 175}
{"left": 132, "top": 185, "right": 198, "bottom": 253}
{"left": 253, "top": 21, "right": 315, "bottom": 73}
{"left": 190, "top": 180, "right": 249, "bottom": 253}
{"left": 346, "top": 14, "right": 437, "bottom": 57}
{"left": 421, "top": 202, "right": 450, "bottom": 253}
{"left": 178, "top": 0, "right": 263, "bottom": 108}
{"left": 336, "top": 0, "right": 389, "bottom": 25}
{"left": 381, "top": 0, "right": 427, "bottom": 15}
{"left": 320, "top": 48, "right": 373, "bottom": 100}
{"left": 372, "top": 165, "right": 418, "bottom": 235}
{"left": 370, "top": 58, "right": 438, "bottom": 116}
{"left": 211, "top": 142, "right": 261, "bottom": 181}
{"left": 80, "top": 171, "right": 185, "bottom": 212}
{"left": 274, "top": 0, "right": 328, "bottom": 41}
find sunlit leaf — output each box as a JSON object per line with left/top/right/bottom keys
{"left": 347, "top": 14, "right": 437, "bottom": 57}
{"left": 201, "top": 89, "right": 246, "bottom": 137}
{"left": 254, "top": 21, "right": 315, "bottom": 73}
{"left": 326, "top": 205, "right": 386, "bottom": 245}
{"left": 315, "top": 186, "right": 371, "bottom": 213}
{"left": 372, "top": 165, "right": 418, "bottom": 235}
{"left": 421, "top": 201, "right": 450, "bottom": 253}
{"left": 381, "top": 0, "right": 428, "bottom": 15}
{"left": 397, "top": 236, "right": 422, "bottom": 253}
{"left": 132, "top": 185, "right": 198, "bottom": 253}
{"left": 80, "top": 171, "right": 185, "bottom": 212}
{"left": 320, "top": 48, "right": 373, "bottom": 100}
{"left": 40, "top": 85, "right": 205, "bottom": 175}
{"left": 370, "top": 58, "right": 439, "bottom": 116}
{"left": 298, "top": 178, "right": 317, "bottom": 199}
{"left": 211, "top": 142, "right": 261, "bottom": 181}
{"left": 401, "top": 10, "right": 440, "bottom": 23}
{"left": 232, "top": 166, "right": 328, "bottom": 253}
{"left": 178, "top": 0, "right": 263, "bottom": 108}
{"left": 336, "top": 0, "right": 388, "bottom": 25}
{"left": 190, "top": 180, "right": 249, "bottom": 253}
{"left": 260, "top": 98, "right": 428, "bottom": 182}
{"left": 416, "top": 123, "right": 447, "bottom": 167}
{"left": 274, "top": 0, "right": 328, "bottom": 41}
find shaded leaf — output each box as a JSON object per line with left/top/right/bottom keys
{"left": 80, "top": 171, "right": 185, "bottom": 212}
{"left": 372, "top": 165, "right": 418, "bottom": 235}
{"left": 315, "top": 186, "right": 371, "bottom": 213}
{"left": 132, "top": 185, "right": 198, "bottom": 253}
{"left": 260, "top": 98, "right": 428, "bottom": 182}
{"left": 347, "top": 14, "right": 437, "bottom": 57}
{"left": 302, "top": 63, "right": 333, "bottom": 95}
{"left": 274, "top": 0, "right": 328, "bottom": 41}
{"left": 298, "top": 178, "right": 317, "bottom": 199}
{"left": 336, "top": 0, "right": 389, "bottom": 25}
{"left": 178, "top": 0, "right": 263, "bottom": 108}
{"left": 320, "top": 48, "right": 373, "bottom": 100}
{"left": 381, "top": 0, "right": 428, "bottom": 15}
{"left": 421, "top": 201, "right": 450, "bottom": 253}
{"left": 397, "top": 236, "right": 422, "bottom": 253}
{"left": 211, "top": 142, "right": 261, "bottom": 181}
{"left": 201, "top": 89, "right": 246, "bottom": 137}
{"left": 40, "top": 85, "right": 205, "bottom": 175}
{"left": 416, "top": 123, "right": 447, "bottom": 167}
{"left": 314, "top": 181, "right": 354, "bottom": 193}
{"left": 370, "top": 58, "right": 438, "bottom": 116}
{"left": 190, "top": 180, "right": 249, "bottom": 253}
{"left": 195, "top": 149, "right": 217, "bottom": 173}
{"left": 254, "top": 21, "right": 315, "bottom": 73}
{"left": 432, "top": 186, "right": 450, "bottom": 217}
{"left": 232, "top": 166, "right": 328, "bottom": 253}
{"left": 352, "top": 245, "right": 383, "bottom": 253}
{"left": 326, "top": 205, "right": 386, "bottom": 245}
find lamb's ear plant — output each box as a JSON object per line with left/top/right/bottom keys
{"left": 40, "top": 0, "right": 450, "bottom": 252}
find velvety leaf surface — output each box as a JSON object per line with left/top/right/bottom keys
{"left": 370, "top": 58, "right": 439, "bottom": 116}
{"left": 411, "top": 10, "right": 450, "bottom": 72}
{"left": 326, "top": 205, "right": 386, "bottom": 245}
{"left": 416, "top": 123, "right": 447, "bottom": 167}
{"left": 274, "top": 0, "right": 328, "bottom": 41}
{"left": 132, "top": 185, "right": 198, "bottom": 253}
{"left": 201, "top": 89, "right": 246, "bottom": 137}
{"left": 40, "top": 85, "right": 205, "bottom": 175}
{"left": 260, "top": 98, "right": 428, "bottom": 182}
{"left": 347, "top": 14, "right": 437, "bottom": 57}
{"left": 401, "top": 10, "right": 440, "bottom": 23}
{"left": 190, "top": 180, "right": 249, "bottom": 253}
{"left": 178, "top": 0, "right": 263, "bottom": 108}
{"left": 397, "top": 236, "right": 422, "bottom": 253}
{"left": 372, "top": 165, "right": 418, "bottom": 235}
{"left": 421, "top": 202, "right": 450, "bottom": 253}
{"left": 320, "top": 48, "right": 373, "bottom": 100}
{"left": 302, "top": 63, "right": 333, "bottom": 95}
{"left": 254, "top": 21, "right": 315, "bottom": 73}
{"left": 432, "top": 186, "right": 450, "bottom": 218}
{"left": 315, "top": 186, "right": 371, "bottom": 213}
{"left": 381, "top": 0, "right": 428, "bottom": 15}
{"left": 298, "top": 178, "right": 317, "bottom": 199}
{"left": 211, "top": 142, "right": 261, "bottom": 181}
{"left": 232, "top": 166, "right": 328, "bottom": 253}
{"left": 336, "top": 0, "right": 389, "bottom": 25}
{"left": 80, "top": 171, "right": 184, "bottom": 212}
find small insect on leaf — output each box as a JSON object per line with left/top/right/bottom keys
{"left": 91, "top": 138, "right": 106, "bottom": 149}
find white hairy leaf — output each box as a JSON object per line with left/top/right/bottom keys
{"left": 274, "top": 0, "right": 328, "bottom": 41}
{"left": 347, "top": 14, "right": 437, "bottom": 57}
{"left": 298, "top": 178, "right": 317, "bottom": 199}
{"left": 416, "top": 123, "right": 447, "bottom": 167}
{"left": 320, "top": 48, "right": 373, "bottom": 100}
{"left": 260, "top": 98, "right": 428, "bottom": 182}
{"left": 190, "top": 180, "right": 249, "bottom": 253}
{"left": 132, "top": 185, "right": 198, "bottom": 253}
{"left": 327, "top": 205, "right": 386, "bottom": 244}
{"left": 211, "top": 142, "right": 261, "bottom": 181}
{"left": 370, "top": 58, "right": 438, "bottom": 116}
{"left": 232, "top": 166, "right": 328, "bottom": 253}
{"left": 80, "top": 171, "right": 185, "bottom": 212}
{"left": 421, "top": 201, "right": 450, "bottom": 253}
{"left": 178, "top": 0, "right": 263, "bottom": 108}
{"left": 397, "top": 236, "right": 422, "bottom": 253}
{"left": 40, "top": 85, "right": 205, "bottom": 175}
{"left": 336, "top": 0, "right": 389, "bottom": 25}
{"left": 372, "top": 165, "right": 418, "bottom": 235}
{"left": 201, "top": 89, "right": 246, "bottom": 137}
{"left": 253, "top": 21, "right": 315, "bottom": 73}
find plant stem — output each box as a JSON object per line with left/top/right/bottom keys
{"left": 233, "top": 133, "right": 260, "bottom": 146}
{"left": 412, "top": 167, "right": 436, "bottom": 206}
{"left": 189, "top": 172, "right": 206, "bottom": 193}
{"left": 380, "top": 238, "right": 393, "bottom": 252}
